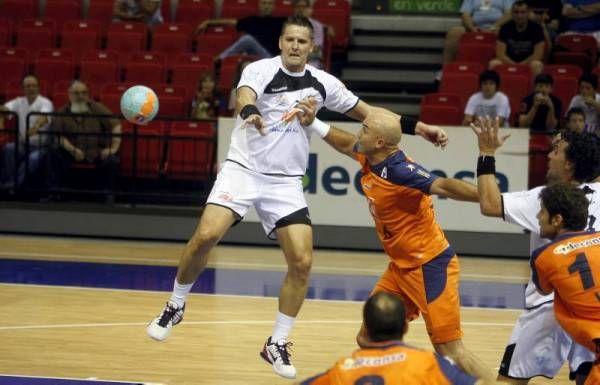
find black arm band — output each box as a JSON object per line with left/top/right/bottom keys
{"left": 400, "top": 115, "right": 417, "bottom": 135}
{"left": 477, "top": 155, "right": 496, "bottom": 177}
{"left": 240, "top": 104, "right": 261, "bottom": 120}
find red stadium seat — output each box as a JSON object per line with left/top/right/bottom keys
{"left": 552, "top": 76, "right": 579, "bottom": 112}
{"left": 195, "top": 25, "right": 238, "bottom": 56}
{"left": 221, "top": 0, "right": 258, "bottom": 18}
{"left": 0, "top": 48, "right": 28, "bottom": 83}
{"left": 442, "top": 61, "right": 485, "bottom": 76}
{"left": 553, "top": 51, "right": 594, "bottom": 73}
{"left": 44, "top": 0, "right": 82, "bottom": 28}
{"left": 555, "top": 34, "right": 598, "bottom": 69}
{"left": 459, "top": 31, "right": 496, "bottom": 47}
{"left": 120, "top": 121, "right": 165, "bottom": 178}
{"left": 87, "top": 1, "right": 114, "bottom": 31}
{"left": 439, "top": 72, "right": 479, "bottom": 105}
{"left": 51, "top": 91, "right": 69, "bottom": 110}
{"left": 421, "top": 93, "right": 462, "bottom": 108}
{"left": 312, "top": 7, "right": 350, "bottom": 48}
{"left": 123, "top": 61, "right": 166, "bottom": 84}
{"left": 79, "top": 50, "right": 120, "bottom": 95}
{"left": 154, "top": 84, "right": 189, "bottom": 116}
{"left": 544, "top": 64, "right": 583, "bottom": 80}
{"left": 528, "top": 133, "right": 551, "bottom": 188}
{"left": 494, "top": 64, "right": 533, "bottom": 91}
{"left": 106, "top": 22, "right": 147, "bottom": 53}
{"left": 419, "top": 105, "right": 462, "bottom": 126}
{"left": 219, "top": 54, "right": 258, "bottom": 95}
{"left": 0, "top": 18, "right": 13, "bottom": 47}
{"left": 165, "top": 121, "right": 216, "bottom": 180}
{"left": 16, "top": 19, "right": 56, "bottom": 57}
{"left": 60, "top": 20, "right": 101, "bottom": 61}
{"left": 33, "top": 49, "right": 76, "bottom": 89}
{"left": 170, "top": 53, "right": 213, "bottom": 94}
{"left": 174, "top": 0, "right": 214, "bottom": 26}
{"left": 0, "top": 0, "right": 38, "bottom": 20}
{"left": 152, "top": 23, "right": 193, "bottom": 54}
{"left": 162, "top": 0, "right": 173, "bottom": 22}
{"left": 499, "top": 73, "right": 530, "bottom": 126}
{"left": 456, "top": 43, "right": 495, "bottom": 68}
{"left": 273, "top": 0, "right": 294, "bottom": 16}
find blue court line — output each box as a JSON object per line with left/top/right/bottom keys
{"left": 0, "top": 259, "right": 526, "bottom": 309}
{"left": 0, "top": 375, "right": 143, "bottom": 385}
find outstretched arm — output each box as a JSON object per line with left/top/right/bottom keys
{"left": 470, "top": 118, "right": 511, "bottom": 217}
{"left": 429, "top": 177, "right": 479, "bottom": 202}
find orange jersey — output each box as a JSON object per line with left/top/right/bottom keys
{"left": 531, "top": 231, "right": 600, "bottom": 355}
{"left": 356, "top": 152, "right": 449, "bottom": 268}
{"left": 299, "top": 341, "right": 476, "bottom": 385}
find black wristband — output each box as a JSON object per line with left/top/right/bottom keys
{"left": 400, "top": 115, "right": 417, "bottom": 135}
{"left": 477, "top": 155, "right": 496, "bottom": 177}
{"left": 240, "top": 104, "right": 261, "bottom": 120}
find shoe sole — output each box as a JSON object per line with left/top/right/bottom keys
{"left": 259, "top": 350, "right": 296, "bottom": 379}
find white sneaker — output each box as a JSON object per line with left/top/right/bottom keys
{"left": 146, "top": 301, "right": 185, "bottom": 341}
{"left": 259, "top": 337, "right": 297, "bottom": 379}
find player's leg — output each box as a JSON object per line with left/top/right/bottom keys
{"left": 147, "top": 162, "right": 252, "bottom": 341}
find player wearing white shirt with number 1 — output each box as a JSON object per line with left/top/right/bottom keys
{"left": 470, "top": 118, "right": 600, "bottom": 384}
{"left": 146, "top": 15, "right": 449, "bottom": 380}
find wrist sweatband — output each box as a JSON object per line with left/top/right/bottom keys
{"left": 400, "top": 115, "right": 417, "bottom": 135}
{"left": 477, "top": 155, "right": 496, "bottom": 177}
{"left": 240, "top": 104, "right": 261, "bottom": 120}
{"left": 310, "top": 118, "right": 331, "bottom": 138}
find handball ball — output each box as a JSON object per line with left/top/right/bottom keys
{"left": 120, "top": 85, "right": 159, "bottom": 125}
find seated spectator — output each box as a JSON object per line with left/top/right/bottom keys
{"left": 293, "top": 0, "right": 333, "bottom": 69}
{"left": 567, "top": 73, "right": 600, "bottom": 134}
{"left": 527, "top": 0, "right": 563, "bottom": 48}
{"left": 297, "top": 292, "right": 492, "bottom": 385}
{"left": 0, "top": 75, "right": 53, "bottom": 194}
{"left": 490, "top": 0, "right": 545, "bottom": 76}
{"left": 438, "top": 0, "right": 513, "bottom": 77}
{"left": 562, "top": 1, "right": 600, "bottom": 43}
{"left": 519, "top": 73, "right": 562, "bottom": 132}
{"left": 565, "top": 107, "right": 587, "bottom": 133}
{"left": 227, "top": 59, "right": 254, "bottom": 116}
{"left": 463, "top": 70, "right": 511, "bottom": 127}
{"left": 48, "top": 81, "right": 121, "bottom": 201}
{"left": 112, "top": 0, "right": 163, "bottom": 26}
{"left": 196, "top": 0, "right": 286, "bottom": 61}
{"left": 191, "top": 73, "right": 220, "bottom": 119}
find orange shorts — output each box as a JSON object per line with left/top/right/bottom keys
{"left": 372, "top": 247, "right": 463, "bottom": 344}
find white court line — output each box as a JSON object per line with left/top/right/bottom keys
{"left": 0, "top": 282, "right": 526, "bottom": 311}
{"left": 0, "top": 319, "right": 516, "bottom": 331}
{"left": 0, "top": 373, "right": 162, "bottom": 385}
{"left": 0, "top": 251, "right": 529, "bottom": 282}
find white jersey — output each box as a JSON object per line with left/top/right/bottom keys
{"left": 502, "top": 182, "right": 600, "bottom": 308}
{"left": 4, "top": 95, "right": 53, "bottom": 146}
{"left": 226, "top": 56, "right": 359, "bottom": 176}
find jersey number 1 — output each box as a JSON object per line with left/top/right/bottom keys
{"left": 568, "top": 253, "right": 596, "bottom": 290}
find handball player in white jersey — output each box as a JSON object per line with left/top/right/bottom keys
{"left": 471, "top": 118, "right": 600, "bottom": 384}
{"left": 146, "top": 15, "right": 448, "bottom": 379}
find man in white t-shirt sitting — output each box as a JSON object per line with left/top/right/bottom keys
{"left": 463, "top": 70, "right": 511, "bottom": 127}
{"left": 0, "top": 75, "right": 53, "bottom": 194}
{"left": 567, "top": 73, "right": 600, "bottom": 135}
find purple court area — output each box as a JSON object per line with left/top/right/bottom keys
{"left": 0, "top": 375, "right": 144, "bottom": 385}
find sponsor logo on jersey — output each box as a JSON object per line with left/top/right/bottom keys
{"left": 341, "top": 353, "right": 407, "bottom": 369}
{"left": 553, "top": 236, "right": 600, "bottom": 255}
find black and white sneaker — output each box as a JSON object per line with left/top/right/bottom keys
{"left": 146, "top": 301, "right": 185, "bottom": 341}
{"left": 260, "top": 336, "right": 297, "bottom": 379}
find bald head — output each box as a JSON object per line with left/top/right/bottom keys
{"left": 363, "top": 292, "right": 406, "bottom": 342}
{"left": 364, "top": 112, "right": 402, "bottom": 147}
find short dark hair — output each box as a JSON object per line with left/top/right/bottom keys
{"left": 562, "top": 131, "right": 600, "bottom": 183}
{"left": 579, "top": 73, "right": 598, "bottom": 89}
{"left": 540, "top": 183, "right": 589, "bottom": 231}
{"left": 363, "top": 292, "right": 406, "bottom": 342}
{"left": 281, "top": 15, "right": 314, "bottom": 37}
{"left": 535, "top": 73, "right": 553, "bottom": 85}
{"left": 566, "top": 107, "right": 585, "bottom": 121}
{"left": 513, "top": 0, "right": 528, "bottom": 8}
{"left": 479, "top": 70, "right": 500, "bottom": 87}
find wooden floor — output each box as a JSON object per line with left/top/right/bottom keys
{"left": 0, "top": 235, "right": 572, "bottom": 384}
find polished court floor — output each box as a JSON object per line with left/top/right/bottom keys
{"left": 0, "top": 235, "right": 573, "bottom": 384}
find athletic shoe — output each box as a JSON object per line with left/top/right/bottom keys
{"left": 146, "top": 301, "right": 185, "bottom": 341}
{"left": 260, "top": 336, "right": 297, "bottom": 379}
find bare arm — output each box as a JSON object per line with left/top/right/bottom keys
{"left": 545, "top": 99, "right": 558, "bottom": 130}
{"left": 236, "top": 85, "right": 265, "bottom": 134}
{"left": 429, "top": 177, "right": 479, "bottom": 202}
{"left": 461, "top": 12, "right": 479, "bottom": 31}
{"left": 520, "top": 41, "right": 545, "bottom": 64}
{"left": 196, "top": 18, "right": 237, "bottom": 33}
{"left": 322, "top": 125, "right": 358, "bottom": 160}
{"left": 495, "top": 41, "right": 515, "bottom": 64}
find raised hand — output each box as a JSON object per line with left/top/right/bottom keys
{"left": 244, "top": 114, "right": 267, "bottom": 136}
{"left": 418, "top": 123, "right": 449, "bottom": 149}
{"left": 470, "top": 116, "right": 510, "bottom": 156}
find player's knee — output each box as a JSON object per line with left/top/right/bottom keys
{"left": 446, "top": 26, "right": 464, "bottom": 41}
{"left": 189, "top": 228, "right": 220, "bottom": 252}
{"left": 288, "top": 253, "right": 312, "bottom": 280}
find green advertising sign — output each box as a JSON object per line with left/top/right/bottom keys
{"left": 389, "top": 0, "right": 461, "bottom": 13}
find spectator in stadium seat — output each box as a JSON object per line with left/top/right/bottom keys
{"left": 0, "top": 75, "right": 53, "bottom": 194}
{"left": 195, "top": 0, "right": 286, "bottom": 61}
{"left": 567, "top": 73, "right": 600, "bottom": 134}
{"left": 463, "top": 70, "right": 511, "bottom": 127}
{"left": 293, "top": 0, "right": 333, "bottom": 69}
{"left": 227, "top": 58, "right": 254, "bottom": 116}
{"left": 191, "top": 73, "right": 220, "bottom": 119}
{"left": 519, "top": 73, "right": 562, "bottom": 132}
{"left": 527, "top": 0, "right": 563, "bottom": 48}
{"left": 438, "top": 0, "right": 514, "bottom": 79}
{"left": 562, "top": 1, "right": 600, "bottom": 44}
{"left": 490, "top": 0, "right": 545, "bottom": 76}
{"left": 112, "top": 0, "right": 163, "bottom": 26}
{"left": 565, "top": 107, "right": 587, "bottom": 133}
{"left": 48, "top": 81, "right": 121, "bottom": 201}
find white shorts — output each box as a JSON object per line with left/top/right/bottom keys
{"left": 206, "top": 161, "right": 310, "bottom": 237}
{"left": 499, "top": 302, "right": 595, "bottom": 380}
